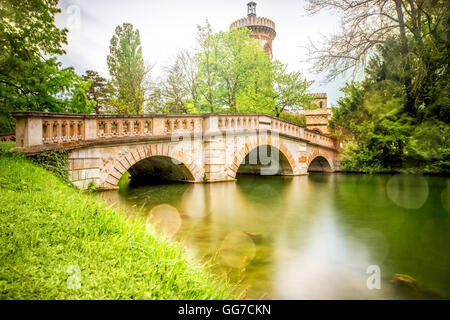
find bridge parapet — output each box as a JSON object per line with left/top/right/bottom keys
{"left": 211, "top": 114, "right": 335, "bottom": 149}
{"left": 10, "top": 111, "right": 340, "bottom": 189}
{"left": 11, "top": 111, "right": 337, "bottom": 152}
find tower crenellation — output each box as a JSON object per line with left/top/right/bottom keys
{"left": 230, "top": 2, "right": 276, "bottom": 58}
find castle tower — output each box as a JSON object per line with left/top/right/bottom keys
{"left": 297, "top": 93, "right": 332, "bottom": 135}
{"left": 230, "top": 2, "right": 276, "bottom": 58}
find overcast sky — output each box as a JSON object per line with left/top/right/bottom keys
{"left": 55, "top": 0, "right": 347, "bottom": 106}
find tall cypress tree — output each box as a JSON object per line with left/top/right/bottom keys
{"left": 107, "top": 23, "right": 146, "bottom": 114}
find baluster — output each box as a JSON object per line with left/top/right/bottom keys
{"left": 77, "top": 121, "right": 83, "bottom": 140}
{"left": 143, "top": 120, "right": 149, "bottom": 134}
{"left": 138, "top": 119, "right": 144, "bottom": 135}
{"left": 69, "top": 121, "right": 76, "bottom": 140}
{"left": 165, "top": 119, "right": 171, "bottom": 133}
{"left": 52, "top": 121, "right": 58, "bottom": 142}
{"left": 133, "top": 120, "right": 139, "bottom": 135}
{"left": 61, "top": 121, "right": 68, "bottom": 141}
{"left": 149, "top": 120, "right": 153, "bottom": 134}
{"left": 42, "top": 121, "right": 50, "bottom": 144}
{"left": 106, "top": 121, "right": 112, "bottom": 137}
{"left": 116, "top": 120, "right": 123, "bottom": 136}
{"left": 124, "top": 121, "right": 129, "bottom": 135}
{"left": 112, "top": 121, "right": 118, "bottom": 136}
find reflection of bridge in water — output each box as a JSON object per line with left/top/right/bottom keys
{"left": 12, "top": 112, "right": 340, "bottom": 189}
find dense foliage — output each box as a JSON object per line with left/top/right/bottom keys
{"left": 107, "top": 23, "right": 148, "bottom": 114}
{"left": 279, "top": 112, "right": 307, "bottom": 126}
{"left": 0, "top": 0, "right": 94, "bottom": 132}
{"left": 321, "top": 1, "right": 450, "bottom": 173}
{"left": 81, "top": 70, "right": 111, "bottom": 114}
{"left": 146, "top": 21, "right": 314, "bottom": 117}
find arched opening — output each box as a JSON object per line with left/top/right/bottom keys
{"left": 237, "top": 145, "right": 294, "bottom": 176}
{"left": 308, "top": 156, "right": 332, "bottom": 172}
{"left": 313, "top": 129, "right": 322, "bottom": 134}
{"left": 125, "top": 156, "right": 195, "bottom": 187}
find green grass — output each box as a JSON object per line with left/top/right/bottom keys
{"left": 0, "top": 142, "right": 234, "bottom": 299}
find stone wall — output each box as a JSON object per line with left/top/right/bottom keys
{"left": 12, "top": 111, "right": 339, "bottom": 190}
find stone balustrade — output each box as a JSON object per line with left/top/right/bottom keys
{"left": 11, "top": 112, "right": 337, "bottom": 151}
{"left": 42, "top": 117, "right": 85, "bottom": 144}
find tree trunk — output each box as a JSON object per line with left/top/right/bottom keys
{"left": 394, "top": 0, "right": 415, "bottom": 116}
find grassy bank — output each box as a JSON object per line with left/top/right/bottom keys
{"left": 0, "top": 142, "right": 233, "bottom": 299}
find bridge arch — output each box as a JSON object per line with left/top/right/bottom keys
{"left": 307, "top": 154, "right": 333, "bottom": 172}
{"left": 101, "top": 144, "right": 203, "bottom": 188}
{"left": 228, "top": 140, "right": 297, "bottom": 179}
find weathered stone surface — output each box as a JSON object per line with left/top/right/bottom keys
{"left": 12, "top": 112, "right": 339, "bottom": 189}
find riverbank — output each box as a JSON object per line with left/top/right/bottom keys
{"left": 0, "top": 142, "right": 233, "bottom": 299}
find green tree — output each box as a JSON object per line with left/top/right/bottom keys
{"left": 278, "top": 112, "right": 307, "bottom": 126}
{"left": 306, "top": 0, "right": 449, "bottom": 117}
{"left": 331, "top": 80, "right": 413, "bottom": 172}
{"left": 145, "top": 87, "right": 166, "bottom": 113}
{"left": 317, "top": 0, "right": 449, "bottom": 173}
{"left": 107, "top": 23, "right": 147, "bottom": 114}
{"left": 160, "top": 60, "right": 188, "bottom": 114}
{"left": 67, "top": 79, "right": 96, "bottom": 114}
{"left": 196, "top": 21, "right": 219, "bottom": 113}
{"left": 215, "top": 27, "right": 273, "bottom": 112}
{"left": 0, "top": 0, "right": 93, "bottom": 132}
{"left": 195, "top": 23, "right": 278, "bottom": 114}
{"left": 81, "top": 70, "right": 110, "bottom": 114}
{"left": 177, "top": 49, "right": 200, "bottom": 111}
{"left": 0, "top": 0, "right": 67, "bottom": 68}
{"left": 272, "top": 62, "right": 313, "bottom": 117}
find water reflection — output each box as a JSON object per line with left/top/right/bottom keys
{"left": 98, "top": 173, "right": 450, "bottom": 299}
{"left": 441, "top": 185, "right": 450, "bottom": 214}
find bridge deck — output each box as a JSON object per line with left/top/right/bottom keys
{"left": 11, "top": 112, "right": 337, "bottom": 152}
{"left": 10, "top": 112, "right": 340, "bottom": 189}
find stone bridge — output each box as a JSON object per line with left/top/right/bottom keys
{"left": 12, "top": 112, "right": 340, "bottom": 190}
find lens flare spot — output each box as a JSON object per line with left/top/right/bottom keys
{"left": 147, "top": 204, "right": 181, "bottom": 237}
{"left": 220, "top": 231, "right": 256, "bottom": 269}
{"left": 386, "top": 174, "right": 429, "bottom": 209}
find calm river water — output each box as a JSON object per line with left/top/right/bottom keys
{"left": 99, "top": 173, "right": 450, "bottom": 299}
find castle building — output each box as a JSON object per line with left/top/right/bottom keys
{"left": 229, "top": 2, "right": 276, "bottom": 58}
{"left": 298, "top": 93, "right": 332, "bottom": 135}
{"left": 231, "top": 2, "right": 331, "bottom": 134}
